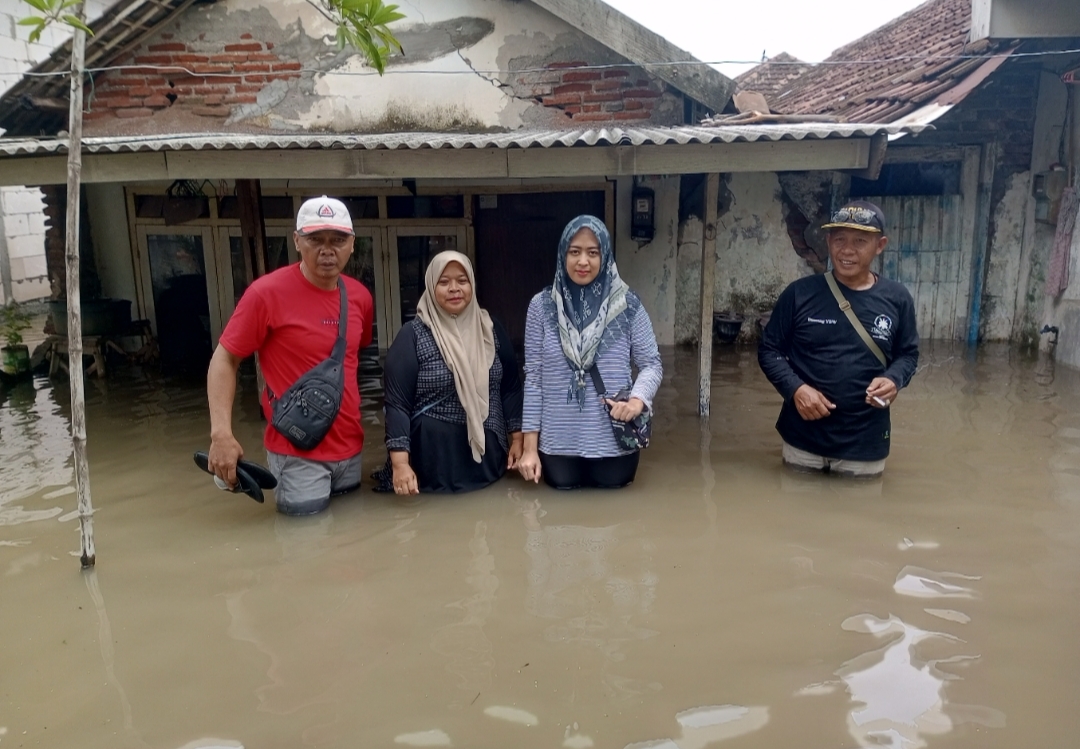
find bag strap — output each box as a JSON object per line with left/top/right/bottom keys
{"left": 330, "top": 278, "right": 348, "bottom": 363}
{"left": 824, "top": 272, "right": 887, "bottom": 368}
{"left": 586, "top": 365, "right": 606, "bottom": 397}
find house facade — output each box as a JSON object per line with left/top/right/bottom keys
{"left": 0, "top": 0, "right": 112, "bottom": 304}
{"left": 0, "top": 0, "right": 909, "bottom": 414}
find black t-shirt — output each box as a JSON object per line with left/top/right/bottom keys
{"left": 758, "top": 273, "right": 919, "bottom": 461}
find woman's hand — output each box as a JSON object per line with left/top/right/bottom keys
{"left": 390, "top": 451, "right": 419, "bottom": 495}
{"left": 507, "top": 431, "right": 524, "bottom": 469}
{"left": 517, "top": 433, "right": 542, "bottom": 483}
{"left": 606, "top": 397, "right": 645, "bottom": 422}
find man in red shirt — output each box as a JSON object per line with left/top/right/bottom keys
{"left": 207, "top": 196, "right": 374, "bottom": 515}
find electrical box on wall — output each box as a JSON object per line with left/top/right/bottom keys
{"left": 1033, "top": 169, "right": 1069, "bottom": 224}
{"left": 631, "top": 186, "right": 655, "bottom": 242}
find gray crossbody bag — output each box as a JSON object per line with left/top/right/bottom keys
{"left": 824, "top": 272, "right": 888, "bottom": 368}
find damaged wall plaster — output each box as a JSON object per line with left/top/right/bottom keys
{"left": 982, "top": 171, "right": 1033, "bottom": 341}
{"left": 81, "top": 0, "right": 687, "bottom": 135}
{"left": 674, "top": 172, "right": 812, "bottom": 344}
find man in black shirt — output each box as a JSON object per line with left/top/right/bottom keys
{"left": 758, "top": 201, "right": 919, "bottom": 477}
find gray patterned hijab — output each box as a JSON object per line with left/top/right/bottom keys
{"left": 551, "top": 215, "right": 629, "bottom": 407}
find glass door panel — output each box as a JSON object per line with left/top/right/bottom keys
{"left": 387, "top": 227, "right": 467, "bottom": 337}
{"left": 137, "top": 227, "right": 218, "bottom": 374}
{"left": 341, "top": 230, "right": 387, "bottom": 352}
{"left": 219, "top": 229, "right": 293, "bottom": 311}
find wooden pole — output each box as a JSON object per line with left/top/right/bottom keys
{"left": 65, "top": 9, "right": 95, "bottom": 568}
{"left": 236, "top": 179, "right": 267, "bottom": 279}
{"left": 698, "top": 173, "right": 720, "bottom": 418}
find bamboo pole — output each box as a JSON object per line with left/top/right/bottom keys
{"left": 65, "top": 8, "right": 95, "bottom": 568}
{"left": 697, "top": 173, "right": 720, "bottom": 418}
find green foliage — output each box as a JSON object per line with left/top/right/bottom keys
{"left": 2, "top": 303, "right": 32, "bottom": 349}
{"left": 315, "top": 0, "right": 405, "bottom": 74}
{"left": 18, "top": 0, "right": 93, "bottom": 44}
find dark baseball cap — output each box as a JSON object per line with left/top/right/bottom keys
{"left": 822, "top": 200, "right": 886, "bottom": 234}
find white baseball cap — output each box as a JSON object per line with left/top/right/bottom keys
{"left": 296, "top": 195, "right": 354, "bottom": 235}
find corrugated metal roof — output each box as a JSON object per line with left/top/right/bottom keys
{"left": 0, "top": 123, "right": 926, "bottom": 157}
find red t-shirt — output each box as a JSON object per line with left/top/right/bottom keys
{"left": 219, "top": 264, "right": 374, "bottom": 461}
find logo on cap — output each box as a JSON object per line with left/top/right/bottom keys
{"left": 318, "top": 204, "right": 334, "bottom": 218}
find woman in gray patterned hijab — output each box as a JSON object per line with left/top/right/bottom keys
{"left": 515, "top": 214, "right": 663, "bottom": 490}
{"left": 552, "top": 215, "right": 630, "bottom": 408}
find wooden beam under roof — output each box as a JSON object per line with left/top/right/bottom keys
{"left": 0, "top": 138, "right": 873, "bottom": 186}
{"left": 530, "top": 0, "right": 735, "bottom": 113}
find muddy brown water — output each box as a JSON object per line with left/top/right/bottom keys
{"left": 1, "top": 343, "right": 1078, "bottom": 749}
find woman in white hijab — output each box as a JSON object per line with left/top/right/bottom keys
{"left": 374, "top": 251, "right": 523, "bottom": 494}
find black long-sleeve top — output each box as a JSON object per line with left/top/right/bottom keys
{"left": 758, "top": 273, "right": 919, "bottom": 461}
{"left": 383, "top": 317, "right": 523, "bottom": 454}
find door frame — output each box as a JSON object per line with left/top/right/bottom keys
{"left": 214, "top": 225, "right": 296, "bottom": 318}
{"left": 135, "top": 225, "right": 222, "bottom": 343}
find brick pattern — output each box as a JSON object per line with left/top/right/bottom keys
{"left": 523, "top": 62, "right": 666, "bottom": 123}
{"left": 84, "top": 33, "right": 301, "bottom": 121}
{"left": 0, "top": 187, "right": 50, "bottom": 304}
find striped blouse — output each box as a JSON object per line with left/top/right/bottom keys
{"left": 522, "top": 289, "right": 663, "bottom": 458}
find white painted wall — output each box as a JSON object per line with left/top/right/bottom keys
{"left": 981, "top": 171, "right": 1033, "bottom": 341}
{"left": 674, "top": 172, "right": 812, "bottom": 345}
{"left": 615, "top": 175, "right": 679, "bottom": 346}
{"left": 1041, "top": 84, "right": 1080, "bottom": 369}
{"left": 0, "top": 0, "right": 113, "bottom": 304}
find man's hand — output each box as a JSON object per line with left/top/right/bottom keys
{"left": 208, "top": 434, "right": 244, "bottom": 489}
{"left": 507, "top": 432, "right": 524, "bottom": 469}
{"left": 606, "top": 397, "right": 645, "bottom": 422}
{"left": 865, "top": 377, "right": 898, "bottom": 408}
{"left": 793, "top": 384, "right": 836, "bottom": 421}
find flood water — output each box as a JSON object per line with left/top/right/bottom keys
{"left": 2, "top": 343, "right": 1078, "bottom": 749}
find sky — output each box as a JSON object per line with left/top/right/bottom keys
{"left": 604, "top": 0, "right": 931, "bottom": 78}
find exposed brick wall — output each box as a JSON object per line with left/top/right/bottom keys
{"left": 524, "top": 62, "right": 669, "bottom": 123}
{"left": 84, "top": 32, "right": 301, "bottom": 122}
{"left": 910, "top": 59, "right": 1042, "bottom": 206}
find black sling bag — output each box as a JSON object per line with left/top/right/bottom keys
{"left": 267, "top": 279, "right": 348, "bottom": 451}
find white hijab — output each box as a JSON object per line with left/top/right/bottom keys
{"left": 414, "top": 251, "right": 496, "bottom": 462}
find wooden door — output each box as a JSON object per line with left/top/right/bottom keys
{"left": 866, "top": 195, "right": 965, "bottom": 340}
{"left": 474, "top": 191, "right": 606, "bottom": 348}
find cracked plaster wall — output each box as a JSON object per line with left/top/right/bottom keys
{"left": 981, "top": 171, "right": 1033, "bottom": 341}
{"left": 99, "top": 0, "right": 628, "bottom": 133}
{"left": 675, "top": 172, "right": 812, "bottom": 344}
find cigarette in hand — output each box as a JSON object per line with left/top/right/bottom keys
{"left": 871, "top": 395, "right": 888, "bottom": 407}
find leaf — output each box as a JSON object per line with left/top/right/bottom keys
{"left": 17, "top": 15, "right": 46, "bottom": 25}
{"left": 28, "top": 26, "right": 43, "bottom": 44}
{"left": 61, "top": 14, "right": 94, "bottom": 35}
{"left": 20, "top": 0, "right": 50, "bottom": 13}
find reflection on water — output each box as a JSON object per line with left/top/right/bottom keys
{"left": 521, "top": 496, "right": 661, "bottom": 703}
{"left": 1, "top": 344, "right": 1079, "bottom": 748}
{"left": 0, "top": 378, "right": 73, "bottom": 525}
{"left": 836, "top": 614, "right": 969, "bottom": 749}
{"left": 430, "top": 521, "right": 498, "bottom": 698}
